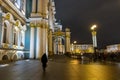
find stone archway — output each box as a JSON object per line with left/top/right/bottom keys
{"left": 53, "top": 28, "right": 71, "bottom": 55}
{"left": 2, "top": 55, "right": 9, "bottom": 63}
{"left": 2, "top": 55, "right": 9, "bottom": 60}
{"left": 53, "top": 36, "right": 65, "bottom": 55}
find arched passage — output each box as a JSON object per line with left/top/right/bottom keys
{"left": 54, "top": 36, "right": 65, "bottom": 55}
{"left": 2, "top": 55, "right": 9, "bottom": 60}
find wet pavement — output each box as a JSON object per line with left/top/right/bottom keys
{"left": 0, "top": 55, "right": 120, "bottom": 80}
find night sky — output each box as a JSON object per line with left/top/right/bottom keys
{"left": 54, "top": 0, "right": 120, "bottom": 49}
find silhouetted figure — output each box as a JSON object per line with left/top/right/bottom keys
{"left": 41, "top": 53, "right": 48, "bottom": 71}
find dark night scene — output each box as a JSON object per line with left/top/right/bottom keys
{"left": 0, "top": 0, "right": 120, "bottom": 80}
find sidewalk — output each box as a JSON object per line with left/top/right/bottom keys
{"left": 0, "top": 55, "right": 120, "bottom": 80}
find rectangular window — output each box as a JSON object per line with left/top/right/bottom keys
{"left": 13, "top": 32, "right": 16, "bottom": 45}
{"left": 3, "top": 28, "right": 6, "bottom": 43}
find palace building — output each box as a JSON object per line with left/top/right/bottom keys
{"left": 0, "top": 0, "right": 71, "bottom": 62}
{"left": 70, "top": 44, "right": 94, "bottom": 54}
{"left": 106, "top": 44, "right": 120, "bottom": 53}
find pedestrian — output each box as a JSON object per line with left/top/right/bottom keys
{"left": 41, "top": 53, "right": 48, "bottom": 71}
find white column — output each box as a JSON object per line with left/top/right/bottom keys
{"left": 48, "top": 29, "right": 53, "bottom": 55}
{"left": 32, "top": 0, "right": 36, "bottom": 12}
{"left": 0, "top": 8, "right": 2, "bottom": 46}
{"left": 45, "top": 27, "right": 48, "bottom": 56}
{"left": 42, "top": 26, "right": 46, "bottom": 54}
{"left": 92, "top": 36, "right": 95, "bottom": 47}
{"left": 36, "top": 27, "right": 41, "bottom": 59}
{"left": 92, "top": 31, "right": 97, "bottom": 47}
{"left": 40, "top": 26, "right": 43, "bottom": 57}
{"left": 30, "top": 27, "right": 34, "bottom": 59}
{"left": 94, "top": 35, "right": 97, "bottom": 47}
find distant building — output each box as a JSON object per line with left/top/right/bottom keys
{"left": 70, "top": 44, "right": 94, "bottom": 54}
{"left": 106, "top": 44, "right": 120, "bottom": 53}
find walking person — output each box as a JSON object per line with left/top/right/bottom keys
{"left": 41, "top": 53, "right": 48, "bottom": 72}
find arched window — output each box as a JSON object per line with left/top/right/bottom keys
{"left": 3, "top": 23, "right": 7, "bottom": 43}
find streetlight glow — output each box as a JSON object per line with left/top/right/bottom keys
{"left": 91, "top": 24, "right": 97, "bottom": 30}
{"left": 73, "top": 41, "right": 77, "bottom": 44}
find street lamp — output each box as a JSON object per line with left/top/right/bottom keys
{"left": 91, "top": 24, "right": 97, "bottom": 54}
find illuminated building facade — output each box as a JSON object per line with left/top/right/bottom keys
{"left": 106, "top": 44, "right": 120, "bottom": 53}
{"left": 70, "top": 44, "right": 94, "bottom": 54}
{"left": 0, "top": 0, "right": 71, "bottom": 62}
{"left": 0, "top": 0, "right": 26, "bottom": 61}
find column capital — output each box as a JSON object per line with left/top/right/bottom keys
{"left": 36, "top": 23, "right": 41, "bottom": 27}
{"left": 30, "top": 23, "right": 35, "bottom": 28}
{"left": 66, "top": 35, "right": 70, "bottom": 38}
{"left": 41, "top": 23, "right": 48, "bottom": 29}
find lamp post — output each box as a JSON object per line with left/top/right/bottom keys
{"left": 91, "top": 24, "right": 97, "bottom": 60}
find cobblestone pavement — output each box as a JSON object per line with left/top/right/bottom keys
{"left": 0, "top": 55, "right": 120, "bottom": 80}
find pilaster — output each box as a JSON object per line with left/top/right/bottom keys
{"left": 0, "top": 8, "right": 2, "bottom": 47}
{"left": 48, "top": 29, "right": 53, "bottom": 55}
{"left": 40, "top": 24, "right": 43, "bottom": 57}
{"left": 30, "top": 24, "right": 35, "bottom": 59}
{"left": 36, "top": 26, "right": 41, "bottom": 59}
{"left": 41, "top": 19, "right": 48, "bottom": 56}
{"left": 42, "top": 24, "right": 46, "bottom": 55}
{"left": 45, "top": 25, "right": 48, "bottom": 56}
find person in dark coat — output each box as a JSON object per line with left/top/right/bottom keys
{"left": 41, "top": 53, "right": 48, "bottom": 71}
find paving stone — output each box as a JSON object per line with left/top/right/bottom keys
{"left": 0, "top": 55, "right": 120, "bottom": 80}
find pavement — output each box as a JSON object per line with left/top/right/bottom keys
{"left": 0, "top": 55, "right": 120, "bottom": 80}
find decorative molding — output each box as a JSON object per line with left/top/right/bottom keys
{"left": 30, "top": 23, "right": 35, "bottom": 28}
{"left": 3, "top": 43, "right": 9, "bottom": 48}
{"left": 31, "top": 13, "right": 42, "bottom": 18}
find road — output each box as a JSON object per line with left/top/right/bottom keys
{"left": 0, "top": 55, "right": 120, "bottom": 80}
